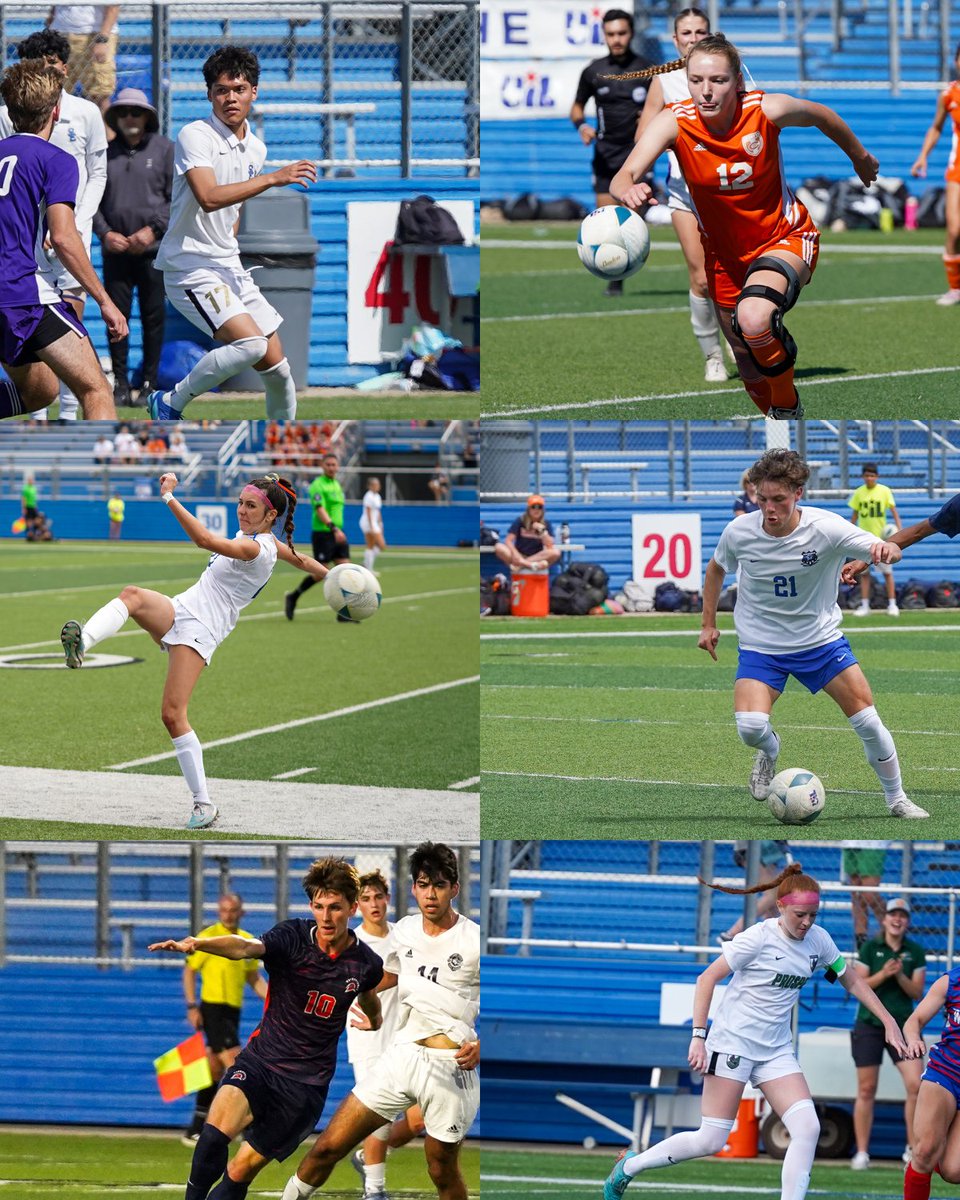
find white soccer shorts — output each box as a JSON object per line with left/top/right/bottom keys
{"left": 705, "top": 1044, "right": 804, "bottom": 1086}
{"left": 159, "top": 599, "right": 219, "bottom": 665}
{"left": 162, "top": 264, "right": 283, "bottom": 339}
{"left": 353, "top": 1042, "right": 479, "bottom": 1144}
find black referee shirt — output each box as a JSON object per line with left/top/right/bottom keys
{"left": 575, "top": 53, "right": 653, "bottom": 155}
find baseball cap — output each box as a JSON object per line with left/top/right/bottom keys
{"left": 886, "top": 897, "right": 910, "bottom": 915}
{"left": 527, "top": 495, "right": 545, "bottom": 507}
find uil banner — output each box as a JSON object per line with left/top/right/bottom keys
{"left": 481, "top": 0, "right": 613, "bottom": 59}
{"left": 480, "top": 59, "right": 585, "bottom": 120}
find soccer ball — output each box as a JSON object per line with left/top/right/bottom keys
{"left": 883, "top": 522, "right": 898, "bottom": 540}
{"left": 323, "top": 563, "right": 382, "bottom": 622}
{"left": 577, "top": 205, "right": 650, "bottom": 281}
{"left": 766, "top": 769, "right": 826, "bottom": 825}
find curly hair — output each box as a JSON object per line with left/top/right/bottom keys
{"left": 0, "top": 60, "right": 62, "bottom": 133}
{"left": 17, "top": 29, "right": 70, "bottom": 65}
{"left": 249, "top": 474, "right": 301, "bottom": 559}
{"left": 699, "top": 861, "right": 820, "bottom": 903}
{"left": 746, "top": 449, "right": 810, "bottom": 491}
{"left": 203, "top": 46, "right": 260, "bottom": 90}
{"left": 301, "top": 857, "right": 360, "bottom": 905}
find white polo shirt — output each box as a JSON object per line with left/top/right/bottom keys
{"left": 155, "top": 114, "right": 267, "bottom": 272}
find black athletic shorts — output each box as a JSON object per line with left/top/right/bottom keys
{"left": 851, "top": 1018, "right": 906, "bottom": 1067}
{"left": 312, "top": 529, "right": 351, "bottom": 564}
{"left": 592, "top": 147, "right": 654, "bottom": 198}
{"left": 200, "top": 1001, "right": 241, "bottom": 1054}
{"left": 221, "top": 1050, "right": 330, "bottom": 1162}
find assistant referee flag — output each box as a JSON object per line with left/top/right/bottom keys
{"left": 153, "top": 1032, "right": 212, "bottom": 1101}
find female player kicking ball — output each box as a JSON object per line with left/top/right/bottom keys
{"left": 59, "top": 472, "right": 329, "bottom": 829}
{"left": 605, "top": 863, "right": 915, "bottom": 1200}
{"left": 611, "top": 33, "right": 879, "bottom": 418}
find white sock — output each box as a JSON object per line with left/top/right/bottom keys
{"left": 258, "top": 357, "right": 297, "bottom": 419}
{"left": 58, "top": 382, "right": 80, "bottom": 420}
{"left": 170, "top": 336, "right": 268, "bottom": 411}
{"left": 780, "top": 1099, "right": 819, "bottom": 1200}
{"left": 734, "top": 711, "right": 780, "bottom": 758}
{"left": 623, "top": 1116, "right": 734, "bottom": 1175}
{"left": 689, "top": 290, "right": 722, "bottom": 359}
{"left": 364, "top": 548, "right": 375, "bottom": 570}
{"left": 849, "top": 705, "right": 905, "bottom": 801}
{"left": 281, "top": 1175, "right": 317, "bottom": 1200}
{"left": 33, "top": 407, "right": 49, "bottom": 421}
{"left": 171, "top": 730, "right": 210, "bottom": 802}
{"left": 363, "top": 1163, "right": 386, "bottom": 1194}
{"left": 81, "top": 597, "right": 129, "bottom": 651}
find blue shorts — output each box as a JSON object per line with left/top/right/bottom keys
{"left": 0, "top": 301, "right": 87, "bottom": 367}
{"left": 221, "top": 1050, "right": 330, "bottom": 1162}
{"left": 736, "top": 636, "right": 858, "bottom": 695}
{"left": 921, "top": 1062, "right": 960, "bottom": 1108}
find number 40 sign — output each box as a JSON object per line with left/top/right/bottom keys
{"left": 630, "top": 514, "right": 702, "bottom": 608}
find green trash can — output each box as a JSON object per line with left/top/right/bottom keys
{"left": 224, "top": 191, "right": 319, "bottom": 392}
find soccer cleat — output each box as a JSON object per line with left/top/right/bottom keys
{"left": 363, "top": 1192, "right": 390, "bottom": 1200}
{"left": 887, "top": 602, "right": 900, "bottom": 617}
{"left": 851, "top": 1150, "right": 870, "bottom": 1170}
{"left": 749, "top": 733, "right": 780, "bottom": 800}
{"left": 60, "top": 620, "right": 84, "bottom": 668}
{"left": 180, "top": 1131, "right": 200, "bottom": 1147}
{"left": 704, "top": 352, "right": 728, "bottom": 383}
{"left": 284, "top": 591, "right": 297, "bottom": 621}
{"left": 853, "top": 603, "right": 870, "bottom": 617}
{"left": 603, "top": 280, "right": 623, "bottom": 298}
{"left": 903, "top": 1146, "right": 913, "bottom": 1165}
{"left": 603, "top": 1150, "right": 632, "bottom": 1200}
{"left": 889, "top": 798, "right": 929, "bottom": 819}
{"left": 350, "top": 1149, "right": 365, "bottom": 1181}
{"left": 146, "top": 390, "right": 183, "bottom": 421}
{"left": 768, "top": 400, "right": 804, "bottom": 420}
{"left": 936, "top": 288, "right": 960, "bottom": 306}
{"left": 186, "top": 801, "right": 219, "bottom": 830}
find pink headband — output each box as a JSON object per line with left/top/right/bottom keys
{"left": 780, "top": 892, "right": 820, "bottom": 906}
{"left": 242, "top": 485, "right": 274, "bottom": 511}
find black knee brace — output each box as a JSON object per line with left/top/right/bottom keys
{"left": 730, "top": 255, "right": 802, "bottom": 377}
{"left": 185, "top": 1125, "right": 231, "bottom": 1200}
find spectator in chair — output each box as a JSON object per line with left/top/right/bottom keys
{"left": 494, "top": 496, "right": 563, "bottom": 573}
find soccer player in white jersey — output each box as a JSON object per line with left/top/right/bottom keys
{"left": 360, "top": 478, "right": 386, "bottom": 575}
{"left": 282, "top": 842, "right": 480, "bottom": 1200}
{"left": 348, "top": 870, "right": 424, "bottom": 1200}
{"left": 0, "top": 30, "right": 107, "bottom": 421}
{"left": 146, "top": 47, "right": 317, "bottom": 421}
{"left": 699, "top": 448, "right": 928, "bottom": 819}
{"left": 58, "top": 472, "right": 330, "bottom": 829}
{"left": 605, "top": 863, "right": 914, "bottom": 1200}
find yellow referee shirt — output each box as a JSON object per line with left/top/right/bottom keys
{"left": 187, "top": 922, "right": 261, "bottom": 1008}
{"left": 848, "top": 483, "right": 896, "bottom": 536}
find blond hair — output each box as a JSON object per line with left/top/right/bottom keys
{"left": 0, "top": 59, "right": 62, "bottom": 134}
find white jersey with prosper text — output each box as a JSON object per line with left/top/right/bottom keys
{"left": 712, "top": 505, "right": 882, "bottom": 654}
{"left": 359, "top": 490, "right": 383, "bottom": 534}
{"left": 155, "top": 114, "right": 266, "bottom": 273}
{"left": 174, "top": 531, "right": 278, "bottom": 644}
{"left": 708, "top": 918, "right": 845, "bottom": 1061}
{"left": 347, "top": 923, "right": 398, "bottom": 1065}
{"left": 385, "top": 913, "right": 480, "bottom": 1047}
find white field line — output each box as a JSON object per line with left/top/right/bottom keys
{"left": 481, "top": 623, "right": 960, "bottom": 640}
{"left": 485, "top": 682, "right": 953, "bottom": 701}
{"left": 481, "top": 769, "right": 891, "bottom": 797}
{"left": 482, "top": 1174, "right": 782, "bottom": 1195}
{"left": 272, "top": 767, "right": 318, "bottom": 779}
{"left": 481, "top": 238, "right": 948, "bottom": 255}
{"left": 481, "top": 712, "right": 958, "bottom": 738}
{"left": 449, "top": 775, "right": 481, "bottom": 790}
{"left": 108, "top": 676, "right": 480, "bottom": 769}
{"left": 0, "top": 586, "right": 474, "bottom": 654}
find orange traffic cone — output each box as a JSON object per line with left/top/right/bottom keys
{"left": 715, "top": 1096, "right": 760, "bottom": 1159}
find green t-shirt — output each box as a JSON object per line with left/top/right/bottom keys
{"left": 22, "top": 482, "right": 37, "bottom": 509}
{"left": 848, "top": 483, "right": 896, "bottom": 536}
{"left": 855, "top": 934, "right": 926, "bottom": 1027}
{"left": 309, "top": 474, "right": 345, "bottom": 532}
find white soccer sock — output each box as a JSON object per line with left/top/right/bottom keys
{"left": 623, "top": 1116, "right": 734, "bottom": 1175}
{"left": 170, "top": 336, "right": 268, "bottom": 411}
{"left": 171, "top": 730, "right": 210, "bottom": 802}
{"left": 363, "top": 1163, "right": 386, "bottom": 1194}
{"left": 780, "top": 1099, "right": 819, "bottom": 1200}
{"left": 363, "top": 548, "right": 375, "bottom": 571}
{"left": 689, "top": 290, "right": 722, "bottom": 360}
{"left": 33, "top": 407, "right": 49, "bottom": 421}
{"left": 81, "top": 597, "right": 130, "bottom": 652}
{"left": 281, "top": 1175, "right": 317, "bottom": 1200}
{"left": 734, "top": 711, "right": 780, "bottom": 758}
{"left": 58, "top": 382, "right": 80, "bottom": 420}
{"left": 258, "top": 356, "right": 297, "bottom": 419}
{"left": 849, "top": 705, "right": 905, "bottom": 801}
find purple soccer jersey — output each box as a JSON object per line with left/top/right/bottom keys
{"left": 245, "top": 918, "right": 383, "bottom": 1087}
{"left": 0, "top": 134, "right": 78, "bottom": 307}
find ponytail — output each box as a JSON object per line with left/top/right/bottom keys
{"left": 699, "top": 861, "right": 820, "bottom": 901}
{"left": 600, "top": 57, "right": 684, "bottom": 81}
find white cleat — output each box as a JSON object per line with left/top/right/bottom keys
{"left": 851, "top": 1150, "right": 870, "bottom": 1170}
{"left": 852, "top": 603, "right": 870, "bottom": 617}
{"left": 749, "top": 734, "right": 780, "bottom": 800}
{"left": 889, "top": 798, "right": 929, "bottom": 819}
{"left": 936, "top": 288, "right": 960, "bottom": 306}
{"left": 887, "top": 602, "right": 900, "bottom": 617}
{"left": 704, "top": 352, "right": 728, "bottom": 382}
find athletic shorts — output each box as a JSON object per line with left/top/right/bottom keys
{"left": 353, "top": 1042, "right": 479, "bottom": 1143}
{"left": 735, "top": 635, "right": 858, "bottom": 695}
{"left": 312, "top": 529, "right": 351, "bottom": 564}
{"left": 220, "top": 1051, "right": 329, "bottom": 1162}
{"left": 704, "top": 1045, "right": 802, "bottom": 1085}
{"left": 921, "top": 1061, "right": 960, "bottom": 1106}
{"left": 0, "top": 301, "right": 87, "bottom": 367}
{"left": 666, "top": 164, "right": 693, "bottom": 214}
{"left": 842, "top": 848, "right": 887, "bottom": 878}
{"left": 163, "top": 263, "right": 282, "bottom": 339}
{"left": 946, "top": 164, "right": 960, "bottom": 185}
{"left": 47, "top": 227, "right": 94, "bottom": 296}
{"left": 851, "top": 1019, "right": 906, "bottom": 1067}
{"left": 160, "top": 599, "right": 219, "bottom": 665}
{"left": 200, "top": 1001, "right": 241, "bottom": 1054}
{"left": 704, "top": 224, "right": 821, "bottom": 309}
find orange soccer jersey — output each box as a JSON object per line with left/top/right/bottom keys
{"left": 669, "top": 90, "right": 819, "bottom": 306}
{"left": 942, "top": 81, "right": 960, "bottom": 183}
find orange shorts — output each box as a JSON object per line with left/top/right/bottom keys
{"left": 946, "top": 163, "right": 960, "bottom": 185}
{"left": 704, "top": 226, "right": 821, "bottom": 309}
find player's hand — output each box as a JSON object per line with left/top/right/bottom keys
{"left": 910, "top": 158, "right": 927, "bottom": 179}
{"left": 455, "top": 1039, "right": 480, "bottom": 1070}
{"left": 883, "top": 1021, "right": 909, "bottom": 1060}
{"left": 101, "top": 299, "right": 129, "bottom": 343}
{"left": 103, "top": 231, "right": 129, "bottom": 254}
{"left": 333, "top": 528, "right": 347, "bottom": 543}
{"left": 698, "top": 627, "right": 720, "bottom": 661}
{"left": 186, "top": 1007, "right": 203, "bottom": 1030}
{"left": 904, "top": 1034, "right": 927, "bottom": 1060}
{"left": 159, "top": 473, "right": 179, "bottom": 497}
{"left": 840, "top": 559, "right": 869, "bottom": 585}
{"left": 578, "top": 125, "right": 596, "bottom": 146}
{"left": 852, "top": 150, "right": 879, "bottom": 188}
{"left": 349, "top": 1007, "right": 374, "bottom": 1031}
{"left": 688, "top": 1038, "right": 707, "bottom": 1073}
{"left": 615, "top": 181, "right": 656, "bottom": 212}
{"left": 148, "top": 936, "right": 199, "bottom": 953}
{"left": 875, "top": 540, "right": 902, "bottom": 565}
{"left": 270, "top": 160, "right": 318, "bottom": 190}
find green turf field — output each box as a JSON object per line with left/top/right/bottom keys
{"left": 103, "top": 394, "right": 480, "bottom": 421}
{"left": 483, "top": 1144, "right": 951, "bottom": 1199}
{"left": 0, "top": 1128, "right": 478, "bottom": 1197}
{"left": 480, "top": 223, "right": 960, "bottom": 417}
{"left": 0, "top": 541, "right": 478, "bottom": 837}
{"left": 480, "top": 610, "right": 960, "bottom": 839}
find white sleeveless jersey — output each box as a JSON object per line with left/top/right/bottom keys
{"left": 385, "top": 913, "right": 480, "bottom": 1046}
{"left": 156, "top": 114, "right": 267, "bottom": 272}
{"left": 708, "top": 918, "right": 845, "bottom": 1060}
{"left": 359, "top": 490, "right": 383, "bottom": 533}
{"left": 174, "top": 531, "right": 278, "bottom": 644}
{"left": 712, "top": 505, "right": 882, "bottom": 654}
{"left": 346, "top": 923, "right": 398, "bottom": 1063}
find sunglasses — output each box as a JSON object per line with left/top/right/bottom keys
{"left": 114, "top": 107, "right": 146, "bottom": 118}
{"left": 528, "top": 503, "right": 544, "bottom": 509}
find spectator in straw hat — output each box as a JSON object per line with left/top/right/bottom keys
{"left": 494, "top": 495, "right": 562, "bottom": 572}
{"left": 94, "top": 88, "right": 173, "bottom": 406}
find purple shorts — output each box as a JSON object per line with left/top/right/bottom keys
{"left": 0, "top": 302, "right": 87, "bottom": 367}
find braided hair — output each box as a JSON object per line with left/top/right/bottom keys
{"left": 249, "top": 473, "right": 302, "bottom": 560}
{"left": 698, "top": 861, "right": 821, "bottom": 902}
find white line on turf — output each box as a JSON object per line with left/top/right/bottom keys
{"left": 481, "top": 1173, "right": 781, "bottom": 1194}
{"left": 449, "top": 776, "right": 481, "bottom": 790}
{"left": 481, "top": 623, "right": 960, "bottom": 640}
{"left": 107, "top": 676, "right": 480, "bottom": 769}
{"left": 481, "top": 770, "right": 886, "bottom": 796}
{"left": 272, "top": 767, "right": 318, "bottom": 779}
{"left": 482, "top": 712, "right": 957, "bottom": 738}
{"left": 482, "top": 238, "right": 948, "bottom": 254}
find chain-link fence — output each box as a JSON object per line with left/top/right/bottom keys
{"left": 0, "top": 1, "right": 478, "bottom": 176}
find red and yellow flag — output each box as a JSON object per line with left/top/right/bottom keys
{"left": 153, "top": 1032, "right": 212, "bottom": 1102}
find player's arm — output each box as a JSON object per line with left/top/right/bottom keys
{"left": 763, "top": 94, "right": 877, "bottom": 186}
{"left": 183, "top": 963, "right": 203, "bottom": 1028}
{"left": 890, "top": 504, "right": 902, "bottom": 530}
{"left": 273, "top": 536, "right": 325, "bottom": 578}
{"left": 150, "top": 934, "right": 266, "bottom": 958}
{"left": 610, "top": 109, "right": 678, "bottom": 210}
{"left": 688, "top": 955, "right": 732, "bottom": 1071}
{"left": 45, "top": 203, "right": 128, "bottom": 341}
{"left": 571, "top": 70, "right": 597, "bottom": 146}
{"left": 246, "top": 968, "right": 269, "bottom": 1000}
{"left": 841, "top": 963, "right": 910, "bottom": 1055}
{"left": 158, "top": 473, "right": 262, "bottom": 558}
{"left": 698, "top": 558, "right": 725, "bottom": 661}
{"left": 913, "top": 93, "right": 948, "bottom": 176}
{"left": 841, "top": 517, "right": 935, "bottom": 582}
{"left": 355, "top": 987, "right": 383, "bottom": 1031}
{"left": 849, "top": 509, "right": 859, "bottom": 526}
{"left": 903, "top": 971, "right": 948, "bottom": 1057}
{"left": 635, "top": 73, "right": 665, "bottom": 139}
{"left": 184, "top": 160, "right": 317, "bottom": 214}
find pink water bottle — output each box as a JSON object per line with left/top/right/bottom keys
{"left": 905, "top": 195, "right": 919, "bottom": 230}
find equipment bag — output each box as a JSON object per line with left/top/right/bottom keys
{"left": 898, "top": 579, "right": 927, "bottom": 609}
{"left": 654, "top": 580, "right": 685, "bottom": 612}
{"left": 926, "top": 580, "right": 959, "bottom": 608}
{"left": 394, "top": 195, "right": 464, "bottom": 246}
{"left": 480, "top": 575, "right": 512, "bottom": 616}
